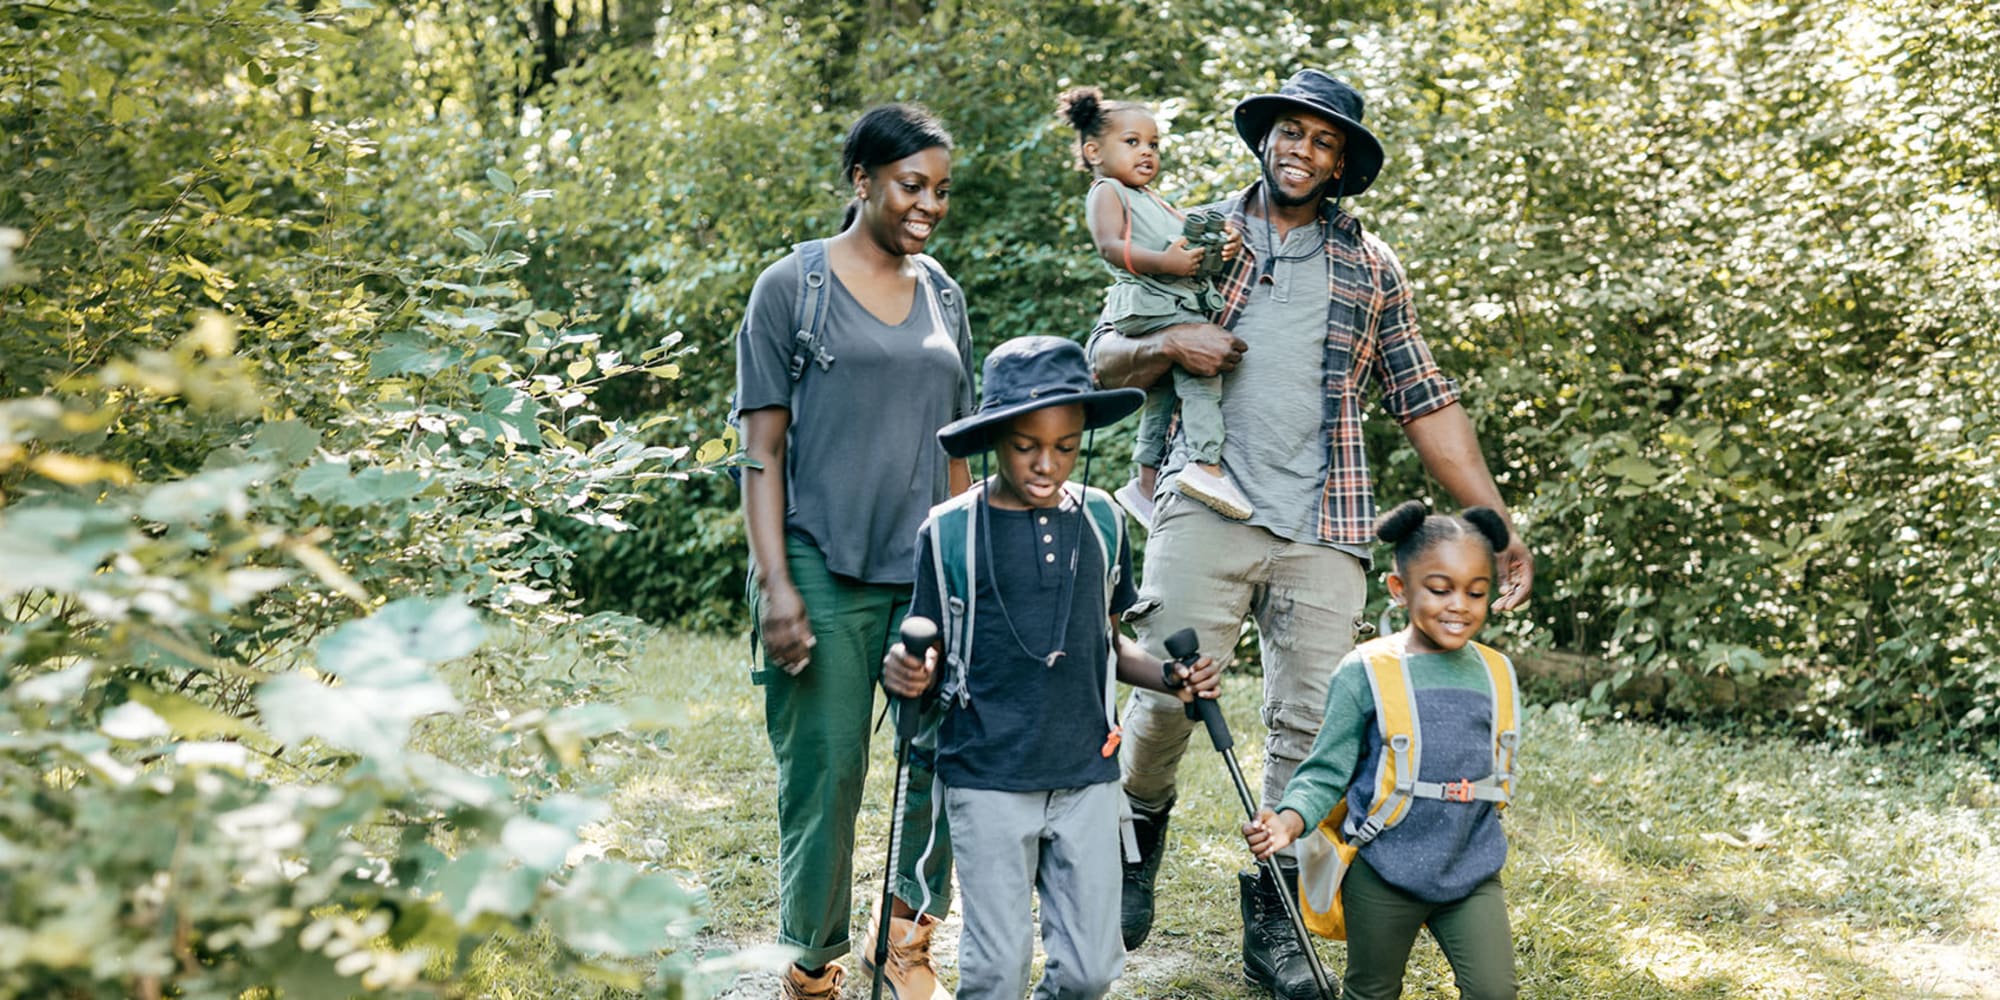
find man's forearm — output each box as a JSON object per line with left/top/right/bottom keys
{"left": 1404, "top": 402, "right": 1511, "bottom": 521}
{"left": 1087, "top": 324, "right": 1176, "bottom": 392}
{"left": 1089, "top": 321, "right": 1246, "bottom": 390}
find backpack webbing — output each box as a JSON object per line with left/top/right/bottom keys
{"left": 1296, "top": 638, "right": 1520, "bottom": 940}
{"left": 727, "top": 239, "right": 966, "bottom": 464}
{"left": 925, "top": 481, "right": 1123, "bottom": 734}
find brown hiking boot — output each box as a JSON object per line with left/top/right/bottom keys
{"left": 856, "top": 908, "right": 951, "bottom": 1000}
{"left": 781, "top": 962, "right": 845, "bottom": 1000}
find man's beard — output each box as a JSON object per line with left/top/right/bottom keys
{"left": 1261, "top": 155, "right": 1341, "bottom": 207}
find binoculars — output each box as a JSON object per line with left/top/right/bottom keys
{"left": 1181, "top": 209, "right": 1230, "bottom": 280}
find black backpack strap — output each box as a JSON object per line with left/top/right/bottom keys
{"left": 912, "top": 253, "right": 964, "bottom": 338}
{"left": 788, "top": 239, "right": 834, "bottom": 382}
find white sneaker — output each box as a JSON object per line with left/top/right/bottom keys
{"left": 1115, "top": 478, "right": 1156, "bottom": 532}
{"left": 1175, "top": 465, "right": 1254, "bottom": 520}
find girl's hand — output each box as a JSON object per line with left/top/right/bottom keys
{"left": 881, "top": 641, "right": 938, "bottom": 698}
{"left": 1164, "top": 237, "right": 1204, "bottom": 278}
{"left": 1167, "top": 654, "right": 1220, "bottom": 705}
{"left": 1219, "top": 224, "right": 1244, "bottom": 263}
{"left": 1242, "top": 808, "right": 1305, "bottom": 860}
{"left": 759, "top": 581, "right": 816, "bottom": 675}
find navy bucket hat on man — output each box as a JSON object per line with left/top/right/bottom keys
{"left": 938, "top": 336, "right": 1145, "bottom": 458}
{"left": 1233, "top": 69, "right": 1386, "bottom": 196}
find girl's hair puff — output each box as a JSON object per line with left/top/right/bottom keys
{"left": 839, "top": 104, "right": 954, "bottom": 230}
{"left": 1375, "top": 500, "right": 1510, "bottom": 574}
{"left": 1056, "top": 85, "right": 1150, "bottom": 172}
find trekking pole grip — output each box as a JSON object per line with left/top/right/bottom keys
{"left": 894, "top": 617, "right": 939, "bottom": 744}
{"left": 1164, "top": 628, "right": 1233, "bottom": 752}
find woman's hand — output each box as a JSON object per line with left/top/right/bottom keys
{"left": 881, "top": 640, "right": 939, "bottom": 698}
{"left": 1243, "top": 808, "right": 1305, "bottom": 860}
{"left": 760, "top": 580, "right": 816, "bottom": 675}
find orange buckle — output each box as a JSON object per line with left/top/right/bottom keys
{"left": 1100, "top": 725, "right": 1123, "bottom": 758}
{"left": 1443, "top": 779, "right": 1475, "bottom": 803}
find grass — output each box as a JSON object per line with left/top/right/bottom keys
{"left": 427, "top": 629, "right": 2000, "bottom": 998}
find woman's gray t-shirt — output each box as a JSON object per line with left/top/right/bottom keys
{"left": 734, "top": 249, "right": 975, "bottom": 586}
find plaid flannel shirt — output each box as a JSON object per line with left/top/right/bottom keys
{"left": 1211, "top": 182, "right": 1461, "bottom": 547}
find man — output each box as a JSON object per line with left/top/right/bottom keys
{"left": 1089, "top": 69, "right": 1534, "bottom": 999}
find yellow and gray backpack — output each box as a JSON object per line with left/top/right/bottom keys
{"left": 1294, "top": 636, "right": 1520, "bottom": 940}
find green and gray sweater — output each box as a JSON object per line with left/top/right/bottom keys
{"left": 1277, "top": 640, "right": 1515, "bottom": 904}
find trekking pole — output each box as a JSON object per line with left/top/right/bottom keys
{"left": 1165, "top": 627, "right": 1337, "bottom": 1000}
{"left": 872, "top": 615, "right": 938, "bottom": 1000}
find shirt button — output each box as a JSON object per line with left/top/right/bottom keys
{"left": 1038, "top": 516, "right": 1048, "bottom": 526}
{"left": 1043, "top": 534, "right": 1053, "bottom": 543}
{"left": 1045, "top": 553, "right": 1056, "bottom": 563}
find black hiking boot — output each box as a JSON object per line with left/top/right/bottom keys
{"left": 1240, "top": 865, "right": 1326, "bottom": 999}
{"left": 1120, "top": 794, "right": 1175, "bottom": 949}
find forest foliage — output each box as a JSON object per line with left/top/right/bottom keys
{"left": 2, "top": 0, "right": 1998, "bottom": 994}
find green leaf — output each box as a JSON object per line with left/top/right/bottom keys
{"left": 257, "top": 671, "right": 459, "bottom": 753}
{"left": 486, "top": 167, "right": 516, "bottom": 193}
{"left": 544, "top": 863, "right": 697, "bottom": 956}
{"left": 453, "top": 227, "right": 487, "bottom": 252}
{"left": 316, "top": 597, "right": 485, "bottom": 678}
{"left": 501, "top": 816, "right": 576, "bottom": 872}
{"left": 531, "top": 309, "right": 564, "bottom": 328}
{"left": 140, "top": 464, "right": 270, "bottom": 523}
{"left": 436, "top": 849, "right": 539, "bottom": 922}
{"left": 1602, "top": 456, "right": 1661, "bottom": 487}
{"left": 250, "top": 419, "right": 321, "bottom": 464}
{"left": 125, "top": 687, "right": 256, "bottom": 740}
{"left": 369, "top": 343, "right": 452, "bottom": 377}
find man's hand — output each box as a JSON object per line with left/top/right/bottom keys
{"left": 1491, "top": 532, "right": 1535, "bottom": 613}
{"left": 1163, "top": 323, "right": 1247, "bottom": 378}
{"left": 881, "top": 640, "right": 938, "bottom": 698}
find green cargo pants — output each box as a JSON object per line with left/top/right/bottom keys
{"left": 1341, "top": 856, "right": 1517, "bottom": 1000}
{"left": 752, "top": 534, "right": 953, "bottom": 969}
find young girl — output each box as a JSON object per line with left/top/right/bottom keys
{"left": 1057, "top": 85, "right": 1250, "bottom": 528}
{"left": 1243, "top": 500, "right": 1521, "bottom": 1000}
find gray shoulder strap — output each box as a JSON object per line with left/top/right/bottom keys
{"left": 788, "top": 239, "right": 833, "bottom": 382}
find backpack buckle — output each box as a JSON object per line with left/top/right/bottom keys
{"left": 1443, "top": 779, "right": 1476, "bottom": 803}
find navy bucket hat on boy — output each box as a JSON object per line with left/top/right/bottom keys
{"left": 937, "top": 336, "right": 1145, "bottom": 458}
{"left": 1233, "top": 69, "right": 1386, "bottom": 196}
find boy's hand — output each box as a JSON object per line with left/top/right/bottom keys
{"left": 1243, "top": 808, "right": 1305, "bottom": 860}
{"left": 1166, "top": 653, "right": 1219, "bottom": 705}
{"left": 1164, "top": 237, "right": 1205, "bottom": 278}
{"left": 881, "top": 641, "right": 938, "bottom": 698}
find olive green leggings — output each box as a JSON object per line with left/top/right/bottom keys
{"left": 1342, "top": 856, "right": 1516, "bottom": 1000}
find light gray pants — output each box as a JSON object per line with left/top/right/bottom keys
{"left": 946, "top": 781, "right": 1126, "bottom": 1000}
{"left": 1119, "top": 491, "right": 1367, "bottom": 817}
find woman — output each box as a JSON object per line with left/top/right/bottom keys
{"left": 734, "top": 103, "right": 971, "bottom": 1000}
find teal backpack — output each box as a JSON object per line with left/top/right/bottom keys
{"left": 921, "top": 480, "right": 1126, "bottom": 739}
{"left": 904, "top": 479, "right": 1141, "bottom": 921}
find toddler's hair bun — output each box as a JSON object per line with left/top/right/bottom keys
{"left": 1374, "top": 499, "right": 1429, "bottom": 545}
{"left": 1462, "top": 506, "right": 1511, "bottom": 553}
{"left": 1057, "top": 86, "right": 1106, "bottom": 135}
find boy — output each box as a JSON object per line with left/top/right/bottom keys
{"left": 882, "top": 336, "right": 1219, "bottom": 1000}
